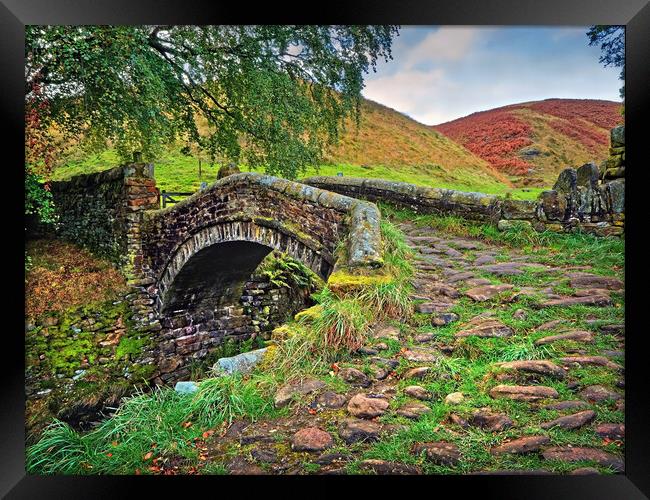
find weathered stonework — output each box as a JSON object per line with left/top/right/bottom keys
{"left": 50, "top": 163, "right": 159, "bottom": 267}
{"left": 303, "top": 126, "right": 625, "bottom": 238}
{"left": 51, "top": 168, "right": 384, "bottom": 383}
{"left": 302, "top": 176, "right": 503, "bottom": 223}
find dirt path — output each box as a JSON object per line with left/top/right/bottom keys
{"left": 202, "top": 222, "right": 625, "bottom": 475}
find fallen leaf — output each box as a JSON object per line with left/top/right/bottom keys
{"left": 182, "top": 421, "right": 193, "bottom": 428}
{"left": 143, "top": 451, "right": 153, "bottom": 461}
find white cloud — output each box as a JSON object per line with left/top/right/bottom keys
{"left": 403, "top": 26, "right": 483, "bottom": 67}
{"left": 362, "top": 26, "right": 621, "bottom": 125}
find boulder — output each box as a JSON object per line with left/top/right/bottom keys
{"left": 347, "top": 394, "right": 389, "bottom": 418}
{"left": 338, "top": 418, "right": 383, "bottom": 444}
{"left": 489, "top": 385, "right": 559, "bottom": 401}
{"left": 611, "top": 125, "right": 625, "bottom": 147}
{"left": 274, "top": 378, "right": 326, "bottom": 408}
{"left": 291, "top": 428, "right": 334, "bottom": 452}
{"left": 491, "top": 435, "right": 550, "bottom": 455}
{"left": 412, "top": 442, "right": 461, "bottom": 465}
{"left": 540, "top": 410, "right": 596, "bottom": 430}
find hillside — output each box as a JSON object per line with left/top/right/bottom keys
{"left": 434, "top": 99, "right": 623, "bottom": 187}
{"left": 320, "top": 98, "right": 513, "bottom": 192}
{"left": 55, "top": 97, "right": 533, "bottom": 200}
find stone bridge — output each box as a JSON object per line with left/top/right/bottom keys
{"left": 51, "top": 165, "right": 383, "bottom": 382}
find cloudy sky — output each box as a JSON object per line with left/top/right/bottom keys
{"left": 362, "top": 26, "right": 622, "bottom": 125}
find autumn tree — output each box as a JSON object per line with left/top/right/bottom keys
{"left": 25, "top": 25, "right": 399, "bottom": 223}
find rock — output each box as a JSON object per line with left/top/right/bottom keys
{"left": 465, "top": 284, "right": 514, "bottom": 302}
{"left": 570, "top": 467, "right": 601, "bottom": 475}
{"left": 599, "top": 324, "right": 624, "bottom": 336}
{"left": 291, "top": 427, "right": 334, "bottom": 452}
{"left": 491, "top": 435, "right": 550, "bottom": 455}
{"left": 474, "top": 262, "right": 528, "bottom": 276}
{"left": 374, "top": 342, "right": 389, "bottom": 351}
{"left": 347, "top": 394, "right": 389, "bottom": 418}
{"left": 449, "top": 414, "right": 470, "bottom": 428}
{"left": 339, "top": 367, "right": 371, "bottom": 387}
{"left": 415, "top": 302, "right": 452, "bottom": 314}
{"left": 358, "top": 459, "right": 421, "bottom": 475}
{"left": 274, "top": 378, "right": 326, "bottom": 408}
{"left": 568, "top": 273, "right": 623, "bottom": 290}
{"left": 611, "top": 125, "right": 625, "bottom": 147}
{"left": 595, "top": 423, "right": 624, "bottom": 440}
{"left": 465, "top": 277, "right": 493, "bottom": 286}
{"left": 534, "top": 330, "right": 593, "bottom": 345}
{"left": 373, "top": 325, "right": 401, "bottom": 340}
{"left": 338, "top": 419, "right": 383, "bottom": 444}
{"left": 455, "top": 318, "right": 513, "bottom": 338}
{"left": 535, "top": 319, "right": 566, "bottom": 331}
{"left": 537, "top": 295, "right": 612, "bottom": 308}
{"left": 429, "top": 283, "right": 460, "bottom": 298}
{"left": 540, "top": 410, "right": 596, "bottom": 430}
{"left": 445, "top": 392, "right": 464, "bottom": 405}
{"left": 579, "top": 385, "right": 622, "bottom": 403}
{"left": 412, "top": 442, "right": 461, "bottom": 465}
{"left": 513, "top": 309, "right": 527, "bottom": 320}
{"left": 370, "top": 357, "right": 399, "bottom": 370}
{"left": 576, "top": 162, "right": 600, "bottom": 189}
{"left": 402, "top": 349, "right": 438, "bottom": 363}
{"left": 251, "top": 448, "right": 277, "bottom": 463}
{"left": 403, "top": 367, "right": 431, "bottom": 380}
{"left": 469, "top": 410, "right": 513, "bottom": 432}
{"left": 315, "top": 391, "right": 347, "bottom": 409}
{"left": 404, "top": 385, "right": 432, "bottom": 400}
{"left": 543, "top": 400, "right": 590, "bottom": 411}
{"left": 414, "top": 333, "right": 436, "bottom": 343}
{"left": 542, "top": 447, "right": 623, "bottom": 472}
{"left": 357, "top": 346, "right": 379, "bottom": 355}
{"left": 497, "top": 360, "right": 566, "bottom": 379}
{"left": 489, "top": 385, "right": 559, "bottom": 401}
{"left": 553, "top": 168, "right": 578, "bottom": 194}
{"left": 431, "top": 313, "right": 459, "bottom": 326}
{"left": 446, "top": 271, "right": 475, "bottom": 283}
{"left": 214, "top": 348, "right": 268, "bottom": 375}
{"left": 558, "top": 356, "right": 621, "bottom": 370}
{"left": 174, "top": 381, "right": 199, "bottom": 394}
{"left": 314, "top": 452, "right": 349, "bottom": 466}
{"left": 396, "top": 401, "right": 431, "bottom": 419}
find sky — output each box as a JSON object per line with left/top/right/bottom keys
{"left": 362, "top": 26, "right": 622, "bottom": 125}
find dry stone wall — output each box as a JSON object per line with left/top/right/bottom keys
{"left": 303, "top": 126, "right": 625, "bottom": 237}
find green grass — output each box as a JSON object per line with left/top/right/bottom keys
{"left": 53, "top": 147, "right": 543, "bottom": 200}
{"left": 27, "top": 374, "right": 281, "bottom": 475}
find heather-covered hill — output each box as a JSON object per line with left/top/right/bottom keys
{"left": 434, "top": 99, "right": 623, "bottom": 187}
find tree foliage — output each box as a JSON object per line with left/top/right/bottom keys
{"left": 25, "top": 25, "right": 399, "bottom": 180}
{"left": 587, "top": 25, "right": 625, "bottom": 100}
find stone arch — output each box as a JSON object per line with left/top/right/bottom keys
{"left": 157, "top": 220, "right": 331, "bottom": 314}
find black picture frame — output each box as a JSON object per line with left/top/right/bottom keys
{"left": 4, "top": 1, "right": 649, "bottom": 497}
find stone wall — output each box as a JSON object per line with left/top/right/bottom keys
{"left": 303, "top": 126, "right": 624, "bottom": 237}
{"left": 154, "top": 273, "right": 312, "bottom": 384}
{"left": 50, "top": 167, "right": 385, "bottom": 385}
{"left": 50, "top": 163, "right": 160, "bottom": 267}
{"left": 25, "top": 294, "right": 156, "bottom": 439}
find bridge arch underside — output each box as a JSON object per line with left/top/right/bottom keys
{"left": 157, "top": 221, "right": 332, "bottom": 316}
{"left": 151, "top": 221, "right": 330, "bottom": 382}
